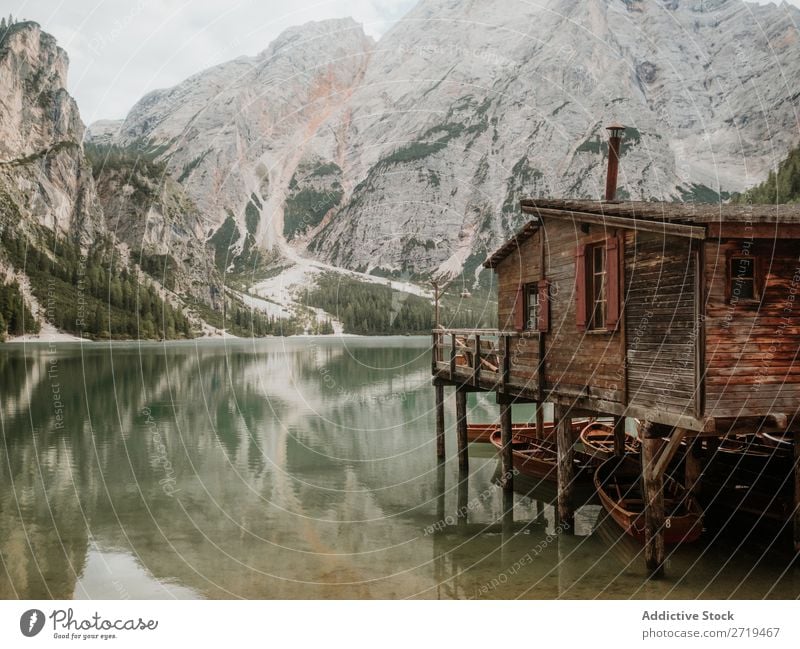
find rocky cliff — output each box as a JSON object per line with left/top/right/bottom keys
{"left": 0, "top": 20, "right": 219, "bottom": 339}
{"left": 96, "top": 0, "right": 800, "bottom": 287}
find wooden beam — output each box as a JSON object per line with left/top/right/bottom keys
{"left": 455, "top": 388, "right": 469, "bottom": 472}
{"left": 613, "top": 416, "right": 626, "bottom": 456}
{"left": 708, "top": 223, "right": 800, "bottom": 239}
{"left": 525, "top": 206, "right": 707, "bottom": 240}
{"left": 555, "top": 405, "right": 574, "bottom": 530}
{"left": 435, "top": 384, "right": 445, "bottom": 461}
{"left": 500, "top": 401, "right": 514, "bottom": 491}
{"left": 642, "top": 433, "right": 666, "bottom": 578}
{"left": 652, "top": 428, "right": 687, "bottom": 480}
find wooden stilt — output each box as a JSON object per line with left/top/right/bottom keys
{"left": 535, "top": 402, "right": 545, "bottom": 440}
{"left": 435, "top": 384, "right": 445, "bottom": 460}
{"left": 794, "top": 430, "right": 800, "bottom": 553}
{"left": 457, "top": 468, "right": 469, "bottom": 530}
{"left": 613, "top": 415, "right": 626, "bottom": 456}
{"left": 500, "top": 400, "right": 513, "bottom": 491}
{"left": 684, "top": 437, "right": 702, "bottom": 500}
{"left": 455, "top": 387, "right": 469, "bottom": 472}
{"left": 556, "top": 405, "right": 574, "bottom": 531}
{"left": 641, "top": 426, "right": 666, "bottom": 578}
{"left": 502, "top": 488, "right": 514, "bottom": 540}
{"left": 436, "top": 461, "right": 446, "bottom": 525}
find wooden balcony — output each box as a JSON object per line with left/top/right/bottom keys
{"left": 431, "top": 328, "right": 543, "bottom": 399}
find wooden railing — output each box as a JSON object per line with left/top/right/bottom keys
{"left": 432, "top": 328, "right": 541, "bottom": 390}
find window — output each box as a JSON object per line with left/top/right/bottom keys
{"left": 588, "top": 244, "right": 607, "bottom": 330}
{"left": 525, "top": 283, "right": 538, "bottom": 330}
{"left": 729, "top": 256, "right": 758, "bottom": 301}
{"left": 575, "top": 236, "right": 621, "bottom": 332}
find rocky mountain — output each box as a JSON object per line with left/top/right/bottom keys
{"left": 0, "top": 19, "right": 219, "bottom": 339}
{"left": 0, "top": 20, "right": 102, "bottom": 245}
{"left": 95, "top": 0, "right": 800, "bottom": 289}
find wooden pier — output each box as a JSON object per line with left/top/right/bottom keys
{"left": 432, "top": 197, "right": 800, "bottom": 576}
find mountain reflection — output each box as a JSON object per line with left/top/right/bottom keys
{"left": 0, "top": 338, "right": 797, "bottom": 599}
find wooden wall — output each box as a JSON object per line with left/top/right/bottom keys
{"left": 542, "top": 222, "right": 624, "bottom": 403}
{"left": 494, "top": 221, "right": 625, "bottom": 403}
{"left": 496, "top": 232, "right": 541, "bottom": 388}
{"left": 624, "top": 231, "right": 699, "bottom": 417}
{"left": 704, "top": 239, "right": 800, "bottom": 418}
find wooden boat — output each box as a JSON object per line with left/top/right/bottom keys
{"left": 758, "top": 431, "right": 794, "bottom": 453}
{"left": 470, "top": 418, "right": 592, "bottom": 444}
{"left": 579, "top": 421, "right": 640, "bottom": 463}
{"left": 468, "top": 423, "right": 537, "bottom": 444}
{"left": 594, "top": 456, "right": 703, "bottom": 544}
{"left": 489, "top": 428, "right": 590, "bottom": 482}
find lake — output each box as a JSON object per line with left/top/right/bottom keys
{"left": 0, "top": 337, "right": 797, "bottom": 599}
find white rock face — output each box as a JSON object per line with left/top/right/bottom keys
{"left": 0, "top": 21, "right": 103, "bottom": 243}
{"left": 96, "top": 0, "right": 800, "bottom": 281}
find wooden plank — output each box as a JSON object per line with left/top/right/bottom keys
{"left": 435, "top": 384, "right": 445, "bottom": 461}
{"left": 642, "top": 433, "right": 666, "bottom": 578}
{"left": 455, "top": 388, "right": 469, "bottom": 472}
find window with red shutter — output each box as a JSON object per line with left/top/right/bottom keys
{"left": 606, "top": 235, "right": 621, "bottom": 329}
{"left": 513, "top": 284, "right": 525, "bottom": 331}
{"left": 575, "top": 245, "right": 587, "bottom": 331}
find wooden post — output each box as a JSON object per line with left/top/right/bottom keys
{"left": 436, "top": 461, "right": 446, "bottom": 525}
{"left": 555, "top": 405, "right": 574, "bottom": 531}
{"left": 449, "top": 333, "right": 457, "bottom": 379}
{"left": 641, "top": 424, "right": 666, "bottom": 578}
{"left": 535, "top": 402, "right": 545, "bottom": 440}
{"left": 435, "top": 383, "right": 445, "bottom": 461}
{"left": 613, "top": 415, "right": 626, "bottom": 456}
{"left": 457, "top": 468, "right": 469, "bottom": 530}
{"left": 684, "top": 437, "right": 702, "bottom": 500}
{"left": 473, "top": 334, "right": 481, "bottom": 387}
{"left": 500, "top": 399, "right": 514, "bottom": 491}
{"left": 455, "top": 387, "right": 469, "bottom": 472}
{"left": 795, "top": 430, "right": 800, "bottom": 553}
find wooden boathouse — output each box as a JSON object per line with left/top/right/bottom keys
{"left": 431, "top": 127, "right": 800, "bottom": 576}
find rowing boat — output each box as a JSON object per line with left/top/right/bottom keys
{"left": 579, "top": 421, "right": 640, "bottom": 463}
{"left": 489, "top": 428, "right": 590, "bottom": 482}
{"left": 594, "top": 456, "right": 703, "bottom": 544}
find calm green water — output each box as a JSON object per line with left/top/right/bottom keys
{"left": 0, "top": 337, "right": 797, "bottom": 599}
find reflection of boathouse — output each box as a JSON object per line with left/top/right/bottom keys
{"left": 431, "top": 125, "right": 800, "bottom": 576}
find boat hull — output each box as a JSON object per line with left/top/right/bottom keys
{"left": 594, "top": 457, "right": 703, "bottom": 545}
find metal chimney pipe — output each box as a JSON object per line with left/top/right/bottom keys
{"left": 605, "top": 122, "right": 624, "bottom": 202}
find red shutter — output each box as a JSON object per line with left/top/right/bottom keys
{"left": 537, "top": 279, "right": 550, "bottom": 333}
{"left": 606, "top": 235, "right": 621, "bottom": 330}
{"left": 575, "top": 245, "right": 587, "bottom": 331}
{"left": 513, "top": 284, "right": 524, "bottom": 332}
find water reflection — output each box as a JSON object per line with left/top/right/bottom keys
{"left": 0, "top": 338, "right": 797, "bottom": 599}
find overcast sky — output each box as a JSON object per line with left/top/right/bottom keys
{"left": 8, "top": 0, "right": 798, "bottom": 124}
